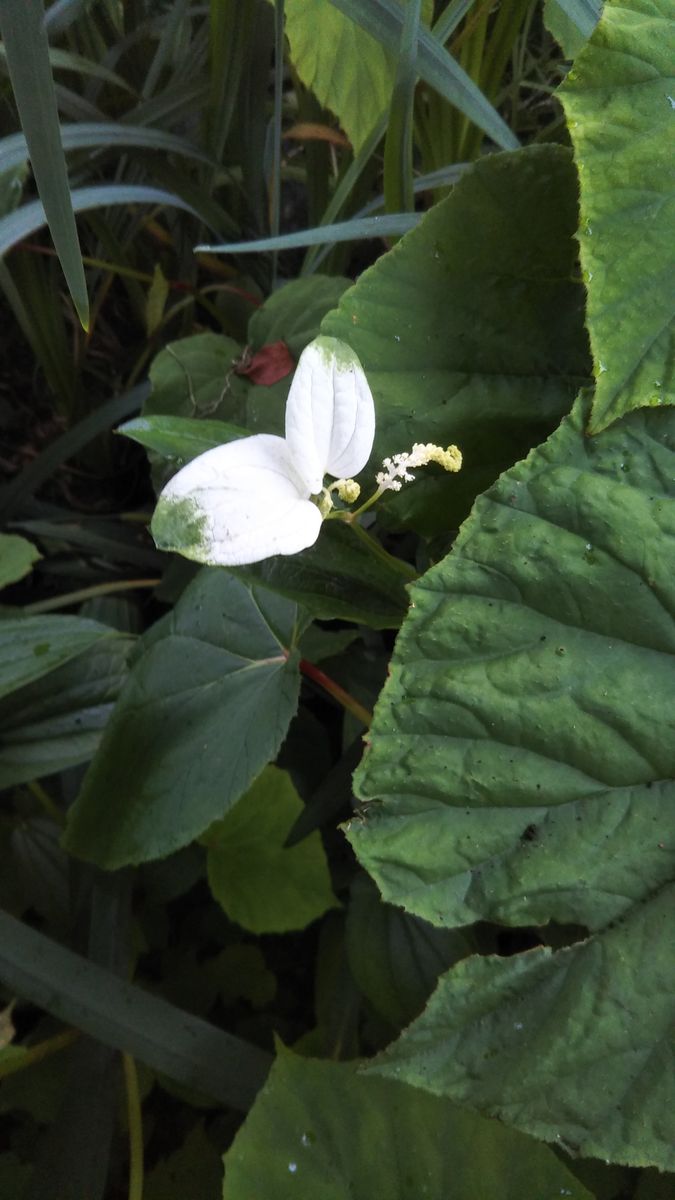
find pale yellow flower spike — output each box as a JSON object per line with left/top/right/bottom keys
{"left": 376, "top": 442, "right": 463, "bottom": 493}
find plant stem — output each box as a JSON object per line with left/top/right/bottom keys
{"left": 300, "top": 660, "right": 372, "bottom": 727}
{"left": 27, "top": 780, "right": 66, "bottom": 827}
{"left": 123, "top": 1052, "right": 144, "bottom": 1200}
{"left": 0, "top": 1028, "right": 78, "bottom": 1080}
{"left": 347, "top": 519, "right": 417, "bottom": 581}
{"left": 24, "top": 578, "right": 160, "bottom": 614}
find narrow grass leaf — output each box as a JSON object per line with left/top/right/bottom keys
{"left": 0, "top": 123, "right": 212, "bottom": 175}
{"left": 383, "top": 0, "right": 421, "bottom": 215}
{"left": 0, "top": 911, "right": 271, "bottom": 1112}
{"left": 196, "top": 213, "right": 419, "bottom": 254}
{"left": 0, "top": 184, "right": 203, "bottom": 258}
{"left": 0, "top": 384, "right": 147, "bottom": 519}
{"left": 0, "top": 0, "right": 89, "bottom": 326}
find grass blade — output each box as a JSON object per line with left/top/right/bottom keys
{"left": 327, "top": 0, "right": 518, "bottom": 150}
{"left": 0, "top": 909, "right": 271, "bottom": 1111}
{"left": 0, "top": 0, "right": 89, "bottom": 326}
{"left": 0, "top": 123, "right": 212, "bottom": 174}
{"left": 196, "top": 212, "right": 420, "bottom": 254}
{"left": 0, "top": 384, "right": 148, "bottom": 519}
{"left": 43, "top": 0, "right": 95, "bottom": 37}
{"left": 208, "top": 0, "right": 255, "bottom": 162}
{"left": 0, "top": 183, "right": 203, "bottom": 258}
{"left": 383, "top": 0, "right": 422, "bottom": 215}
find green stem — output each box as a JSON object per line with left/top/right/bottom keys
{"left": 0, "top": 1028, "right": 78, "bottom": 1080}
{"left": 347, "top": 519, "right": 418, "bottom": 582}
{"left": 27, "top": 780, "right": 66, "bottom": 827}
{"left": 300, "top": 660, "right": 372, "bottom": 727}
{"left": 123, "top": 1052, "right": 144, "bottom": 1200}
{"left": 24, "top": 578, "right": 160, "bottom": 614}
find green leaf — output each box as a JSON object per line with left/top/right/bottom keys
{"left": 63, "top": 570, "right": 304, "bottom": 867}
{"left": 204, "top": 766, "right": 338, "bottom": 934}
{"left": 0, "top": 0, "right": 88, "bottom": 326}
{"left": 233, "top": 520, "right": 411, "bottom": 628}
{"left": 277, "top": 0, "right": 431, "bottom": 153}
{"left": 559, "top": 0, "right": 675, "bottom": 431}
{"left": 345, "top": 875, "right": 470, "bottom": 1029}
{"left": 0, "top": 532, "right": 41, "bottom": 589}
{"left": 145, "top": 1124, "right": 222, "bottom": 1200}
{"left": 145, "top": 332, "right": 246, "bottom": 424}
{"left": 0, "top": 636, "right": 133, "bottom": 788}
{"left": 330, "top": 0, "right": 517, "bottom": 149}
{"left": 118, "top": 414, "right": 247, "bottom": 463}
{"left": 0, "top": 614, "right": 117, "bottom": 702}
{"left": 367, "top": 882, "right": 675, "bottom": 1170}
{"left": 0, "top": 1152, "right": 32, "bottom": 1193}
{"left": 145, "top": 263, "right": 169, "bottom": 337}
{"left": 248, "top": 275, "right": 351, "bottom": 358}
{"left": 348, "top": 398, "right": 674, "bottom": 1167}
{"left": 349, "top": 399, "right": 675, "bottom": 932}
{"left": 222, "top": 1046, "right": 593, "bottom": 1199}
{"left": 0, "top": 911, "right": 271, "bottom": 1113}
{"left": 322, "top": 145, "right": 591, "bottom": 534}
{"left": 545, "top": 0, "right": 601, "bottom": 50}
{"left": 543, "top": 0, "right": 597, "bottom": 57}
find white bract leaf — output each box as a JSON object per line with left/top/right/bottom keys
{"left": 151, "top": 338, "right": 375, "bottom": 566}
{"left": 285, "top": 336, "right": 376, "bottom": 493}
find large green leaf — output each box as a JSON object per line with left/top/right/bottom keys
{"left": 247, "top": 275, "right": 351, "bottom": 357}
{"left": 233, "top": 520, "right": 411, "bottom": 628}
{"left": 348, "top": 399, "right": 674, "bottom": 1168}
{"left": 559, "top": 0, "right": 675, "bottom": 432}
{"left": 367, "top": 882, "right": 675, "bottom": 1170}
{"left": 0, "top": 636, "right": 133, "bottom": 788}
{"left": 322, "top": 144, "right": 591, "bottom": 534}
{"left": 323, "top": 0, "right": 518, "bottom": 151}
{"left": 279, "top": 0, "right": 433, "bottom": 153}
{"left": 349, "top": 399, "right": 675, "bottom": 930}
{"left": 63, "top": 571, "right": 304, "bottom": 867}
{"left": 222, "top": 1046, "right": 592, "bottom": 1199}
{"left": 144, "top": 332, "right": 246, "bottom": 424}
{"left": 0, "top": 614, "right": 117, "bottom": 701}
{"left": 345, "top": 874, "right": 470, "bottom": 1029}
{"left": 204, "top": 766, "right": 338, "bottom": 934}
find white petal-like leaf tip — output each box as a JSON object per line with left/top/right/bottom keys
{"left": 285, "top": 336, "right": 375, "bottom": 493}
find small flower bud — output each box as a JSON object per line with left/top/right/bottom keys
{"left": 334, "top": 478, "right": 361, "bottom": 503}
